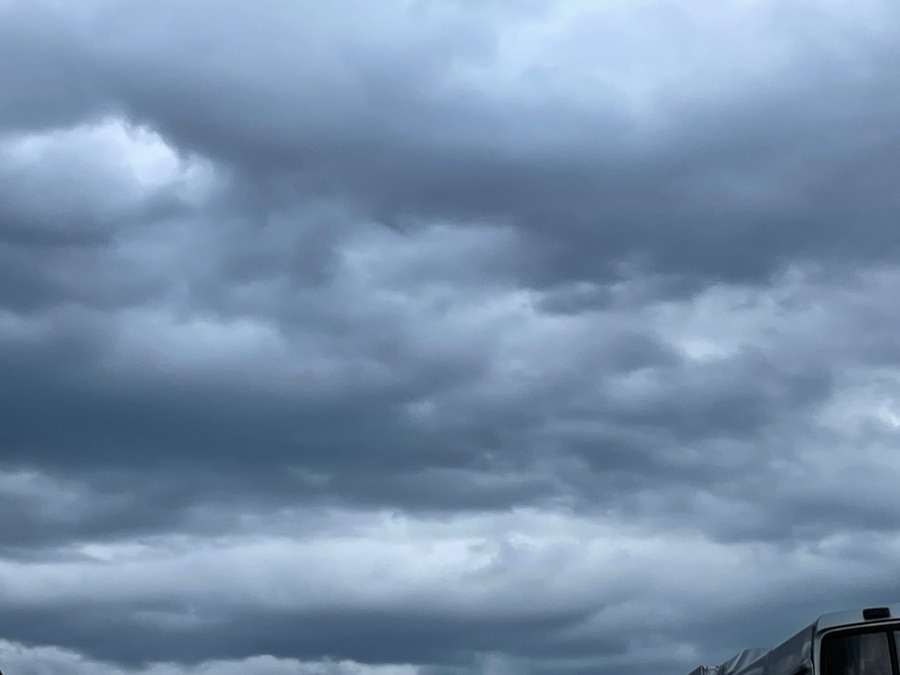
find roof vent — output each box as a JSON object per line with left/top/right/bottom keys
{"left": 863, "top": 607, "right": 891, "bottom": 620}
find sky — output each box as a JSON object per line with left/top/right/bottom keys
{"left": 1, "top": 0, "right": 900, "bottom": 673}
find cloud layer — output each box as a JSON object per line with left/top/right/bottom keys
{"left": 2, "top": 0, "right": 900, "bottom": 672}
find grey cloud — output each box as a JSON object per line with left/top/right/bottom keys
{"left": 0, "top": 641, "right": 418, "bottom": 675}
{"left": 3, "top": 0, "right": 900, "bottom": 291}
{"left": 3, "top": 0, "right": 900, "bottom": 674}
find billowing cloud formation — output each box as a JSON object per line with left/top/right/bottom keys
{"left": 1, "top": 0, "right": 900, "bottom": 673}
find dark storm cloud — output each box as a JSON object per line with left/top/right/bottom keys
{"left": 3, "top": 0, "right": 900, "bottom": 674}
{"left": 0, "top": 282, "right": 832, "bottom": 512}
{"left": 0, "top": 605, "right": 602, "bottom": 668}
{"left": 3, "top": 0, "right": 900, "bottom": 291}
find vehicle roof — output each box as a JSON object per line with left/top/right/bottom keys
{"left": 707, "top": 603, "right": 900, "bottom": 675}
{"left": 815, "top": 603, "right": 900, "bottom": 633}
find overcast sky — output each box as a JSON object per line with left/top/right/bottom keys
{"left": 1, "top": 0, "right": 900, "bottom": 673}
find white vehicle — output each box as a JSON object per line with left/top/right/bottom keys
{"left": 689, "top": 604, "right": 900, "bottom": 675}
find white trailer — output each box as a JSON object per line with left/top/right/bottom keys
{"left": 689, "top": 604, "right": 900, "bottom": 675}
